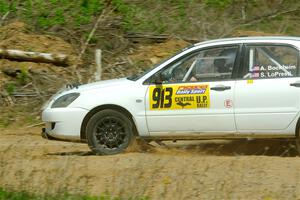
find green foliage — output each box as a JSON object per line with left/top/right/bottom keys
{"left": 74, "top": 0, "right": 103, "bottom": 26}
{"left": 0, "top": 188, "right": 149, "bottom": 200}
{"left": 204, "top": 0, "right": 234, "bottom": 8}
{"left": 0, "top": 1, "right": 17, "bottom": 14}
{"left": 5, "top": 82, "right": 15, "bottom": 95}
{"left": 0, "top": 0, "right": 104, "bottom": 29}
{"left": 1, "top": 0, "right": 299, "bottom": 41}
{"left": 0, "top": 188, "right": 32, "bottom": 200}
{"left": 286, "top": 25, "right": 295, "bottom": 34}
{"left": 17, "top": 68, "right": 29, "bottom": 85}
{"left": 111, "top": 0, "right": 169, "bottom": 33}
{"left": 112, "top": 0, "right": 138, "bottom": 31}
{"left": 0, "top": 116, "right": 11, "bottom": 128}
{"left": 177, "top": 0, "right": 186, "bottom": 18}
{"left": 0, "top": 1, "right": 9, "bottom": 14}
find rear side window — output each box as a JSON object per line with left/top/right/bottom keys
{"left": 242, "top": 45, "right": 299, "bottom": 79}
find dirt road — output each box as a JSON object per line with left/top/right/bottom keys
{"left": 1, "top": 128, "right": 300, "bottom": 199}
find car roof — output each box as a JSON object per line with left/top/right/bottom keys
{"left": 194, "top": 36, "right": 300, "bottom": 46}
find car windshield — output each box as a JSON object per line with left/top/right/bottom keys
{"left": 127, "top": 45, "right": 194, "bottom": 81}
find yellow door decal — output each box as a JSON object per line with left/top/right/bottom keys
{"left": 149, "top": 84, "right": 210, "bottom": 110}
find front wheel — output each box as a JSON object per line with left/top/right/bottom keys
{"left": 86, "top": 109, "right": 135, "bottom": 155}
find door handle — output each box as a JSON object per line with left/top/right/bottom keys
{"left": 211, "top": 85, "right": 231, "bottom": 91}
{"left": 290, "top": 82, "right": 300, "bottom": 87}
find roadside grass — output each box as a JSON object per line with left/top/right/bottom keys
{"left": 1, "top": 0, "right": 298, "bottom": 36}
{"left": 0, "top": 187, "right": 149, "bottom": 200}
{"left": 0, "top": 0, "right": 104, "bottom": 29}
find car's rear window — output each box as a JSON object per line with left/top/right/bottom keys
{"left": 242, "top": 44, "right": 299, "bottom": 79}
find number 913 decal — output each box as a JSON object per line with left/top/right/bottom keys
{"left": 149, "top": 84, "right": 210, "bottom": 110}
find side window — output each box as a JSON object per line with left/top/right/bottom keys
{"left": 151, "top": 46, "right": 238, "bottom": 83}
{"left": 242, "top": 45, "right": 299, "bottom": 79}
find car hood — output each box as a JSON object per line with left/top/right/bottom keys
{"left": 69, "top": 78, "right": 133, "bottom": 93}
{"left": 43, "top": 78, "right": 135, "bottom": 110}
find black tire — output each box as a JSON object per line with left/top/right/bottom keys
{"left": 86, "top": 109, "right": 135, "bottom": 155}
{"left": 296, "top": 135, "right": 300, "bottom": 156}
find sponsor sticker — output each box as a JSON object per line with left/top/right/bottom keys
{"left": 247, "top": 79, "right": 254, "bottom": 84}
{"left": 224, "top": 99, "right": 233, "bottom": 108}
{"left": 250, "top": 65, "right": 296, "bottom": 78}
{"left": 149, "top": 84, "right": 210, "bottom": 110}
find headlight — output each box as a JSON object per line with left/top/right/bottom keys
{"left": 51, "top": 93, "right": 80, "bottom": 108}
{"left": 41, "top": 86, "right": 69, "bottom": 110}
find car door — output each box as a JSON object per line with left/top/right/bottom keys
{"left": 235, "top": 43, "right": 300, "bottom": 133}
{"left": 144, "top": 45, "right": 240, "bottom": 135}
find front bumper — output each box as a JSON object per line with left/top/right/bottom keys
{"left": 42, "top": 107, "right": 89, "bottom": 141}
{"left": 41, "top": 128, "right": 84, "bottom": 143}
{"left": 42, "top": 128, "right": 55, "bottom": 140}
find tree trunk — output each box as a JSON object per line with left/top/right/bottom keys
{"left": 0, "top": 49, "right": 69, "bottom": 66}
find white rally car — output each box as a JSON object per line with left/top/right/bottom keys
{"left": 42, "top": 36, "right": 300, "bottom": 155}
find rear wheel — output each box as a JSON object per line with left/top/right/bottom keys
{"left": 86, "top": 109, "right": 135, "bottom": 155}
{"left": 296, "top": 135, "right": 300, "bottom": 156}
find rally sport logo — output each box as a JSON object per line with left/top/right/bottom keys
{"left": 176, "top": 85, "right": 207, "bottom": 95}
